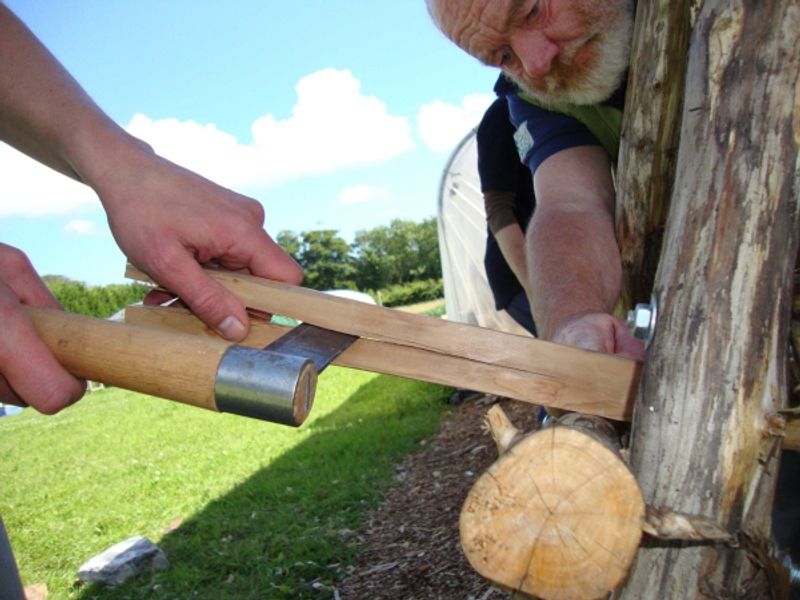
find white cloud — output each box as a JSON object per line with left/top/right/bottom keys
{"left": 0, "top": 69, "right": 414, "bottom": 218}
{"left": 0, "top": 143, "right": 100, "bottom": 218}
{"left": 64, "top": 219, "right": 100, "bottom": 236}
{"left": 337, "top": 185, "right": 389, "bottom": 206}
{"left": 417, "top": 93, "right": 494, "bottom": 153}
{"left": 126, "top": 68, "right": 415, "bottom": 190}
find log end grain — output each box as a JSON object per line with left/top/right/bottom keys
{"left": 460, "top": 426, "right": 644, "bottom": 600}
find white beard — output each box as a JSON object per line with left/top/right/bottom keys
{"left": 507, "top": 7, "right": 634, "bottom": 106}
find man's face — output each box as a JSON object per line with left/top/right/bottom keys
{"left": 429, "top": 0, "right": 634, "bottom": 105}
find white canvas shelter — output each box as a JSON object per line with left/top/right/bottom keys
{"left": 436, "top": 129, "right": 530, "bottom": 337}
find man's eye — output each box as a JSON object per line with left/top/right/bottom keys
{"left": 500, "top": 48, "right": 514, "bottom": 66}
{"left": 527, "top": 0, "right": 541, "bottom": 20}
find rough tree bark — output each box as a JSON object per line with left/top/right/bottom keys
{"left": 615, "top": 0, "right": 692, "bottom": 310}
{"left": 615, "top": 1, "right": 800, "bottom": 597}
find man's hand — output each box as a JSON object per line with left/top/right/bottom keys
{"left": 95, "top": 144, "right": 303, "bottom": 341}
{"left": 552, "top": 312, "right": 646, "bottom": 361}
{"left": 1, "top": 5, "right": 302, "bottom": 345}
{"left": 0, "top": 244, "right": 86, "bottom": 413}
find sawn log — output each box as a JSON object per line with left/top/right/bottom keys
{"left": 462, "top": 406, "right": 644, "bottom": 600}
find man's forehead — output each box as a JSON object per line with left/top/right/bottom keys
{"left": 431, "top": 0, "right": 517, "bottom": 63}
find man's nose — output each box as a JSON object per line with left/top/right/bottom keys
{"left": 512, "top": 30, "right": 559, "bottom": 79}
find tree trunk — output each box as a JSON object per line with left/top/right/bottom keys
{"left": 615, "top": 0, "right": 692, "bottom": 310}
{"left": 616, "top": 0, "right": 800, "bottom": 597}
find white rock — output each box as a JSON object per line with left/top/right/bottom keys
{"left": 77, "top": 536, "right": 169, "bottom": 586}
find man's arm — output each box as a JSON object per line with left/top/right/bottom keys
{"left": 0, "top": 5, "right": 303, "bottom": 413}
{"left": 483, "top": 188, "right": 530, "bottom": 292}
{"left": 527, "top": 145, "right": 644, "bottom": 360}
{"left": 494, "top": 222, "right": 529, "bottom": 293}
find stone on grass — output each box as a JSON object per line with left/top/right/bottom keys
{"left": 77, "top": 536, "right": 169, "bottom": 586}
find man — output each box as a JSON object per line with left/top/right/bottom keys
{"left": 477, "top": 75, "right": 536, "bottom": 336}
{"left": 0, "top": 4, "right": 303, "bottom": 415}
{"left": 427, "top": 0, "right": 644, "bottom": 360}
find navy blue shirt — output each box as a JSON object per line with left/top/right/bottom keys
{"left": 505, "top": 82, "right": 626, "bottom": 175}
{"left": 477, "top": 93, "right": 535, "bottom": 313}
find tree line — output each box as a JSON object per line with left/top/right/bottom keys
{"left": 45, "top": 217, "right": 443, "bottom": 317}
{"left": 277, "top": 217, "right": 441, "bottom": 292}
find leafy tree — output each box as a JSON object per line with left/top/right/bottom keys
{"left": 353, "top": 218, "right": 441, "bottom": 289}
{"left": 351, "top": 224, "right": 397, "bottom": 290}
{"left": 276, "top": 230, "right": 302, "bottom": 259}
{"left": 276, "top": 218, "right": 442, "bottom": 294}
{"left": 407, "top": 217, "right": 442, "bottom": 282}
{"left": 295, "top": 230, "right": 356, "bottom": 290}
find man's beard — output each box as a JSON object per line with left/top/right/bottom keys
{"left": 507, "top": 4, "right": 634, "bottom": 106}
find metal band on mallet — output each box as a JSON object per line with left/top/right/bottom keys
{"left": 214, "top": 345, "right": 317, "bottom": 426}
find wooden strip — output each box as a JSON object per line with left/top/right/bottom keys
{"left": 126, "top": 264, "right": 640, "bottom": 419}
{"left": 124, "top": 304, "right": 633, "bottom": 420}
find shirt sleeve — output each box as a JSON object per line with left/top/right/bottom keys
{"left": 483, "top": 190, "right": 518, "bottom": 234}
{"left": 506, "top": 93, "right": 601, "bottom": 175}
{"left": 476, "top": 98, "right": 521, "bottom": 192}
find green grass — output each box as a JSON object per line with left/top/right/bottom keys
{"left": 422, "top": 303, "right": 446, "bottom": 318}
{"left": 0, "top": 368, "right": 450, "bottom": 599}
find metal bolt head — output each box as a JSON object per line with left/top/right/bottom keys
{"left": 627, "top": 304, "right": 653, "bottom": 341}
{"left": 626, "top": 295, "right": 658, "bottom": 347}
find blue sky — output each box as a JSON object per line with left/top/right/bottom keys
{"left": 0, "top": 1, "right": 498, "bottom": 285}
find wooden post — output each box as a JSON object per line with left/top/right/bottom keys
{"left": 614, "top": 0, "right": 692, "bottom": 310}
{"left": 615, "top": 0, "right": 800, "bottom": 596}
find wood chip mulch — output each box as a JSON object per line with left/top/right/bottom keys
{"left": 336, "top": 395, "right": 541, "bottom": 600}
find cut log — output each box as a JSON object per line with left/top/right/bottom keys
{"left": 124, "top": 265, "right": 640, "bottom": 420}
{"left": 461, "top": 408, "right": 644, "bottom": 600}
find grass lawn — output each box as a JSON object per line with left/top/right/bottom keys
{"left": 1, "top": 368, "right": 450, "bottom": 599}
{"left": 394, "top": 298, "right": 445, "bottom": 316}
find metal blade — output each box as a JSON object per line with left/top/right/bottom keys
{"left": 263, "top": 322, "right": 358, "bottom": 373}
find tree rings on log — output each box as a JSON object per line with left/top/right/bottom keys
{"left": 460, "top": 426, "right": 644, "bottom": 600}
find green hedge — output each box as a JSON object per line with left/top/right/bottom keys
{"left": 377, "top": 278, "right": 443, "bottom": 307}
{"left": 44, "top": 278, "right": 150, "bottom": 318}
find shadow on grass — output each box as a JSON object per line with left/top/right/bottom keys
{"left": 75, "top": 374, "right": 449, "bottom": 600}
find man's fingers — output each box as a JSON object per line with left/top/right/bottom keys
{"left": 0, "top": 246, "right": 84, "bottom": 413}
{"left": 0, "top": 375, "right": 28, "bottom": 408}
{"left": 243, "top": 232, "right": 304, "bottom": 285}
{"left": 0, "top": 243, "right": 61, "bottom": 309}
{"left": 143, "top": 247, "right": 251, "bottom": 341}
{"left": 613, "top": 319, "right": 647, "bottom": 361}
{"left": 0, "top": 295, "right": 86, "bottom": 414}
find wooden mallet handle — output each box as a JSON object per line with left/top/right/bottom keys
{"left": 25, "top": 306, "right": 314, "bottom": 425}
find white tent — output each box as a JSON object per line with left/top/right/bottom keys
{"left": 436, "top": 129, "right": 530, "bottom": 337}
